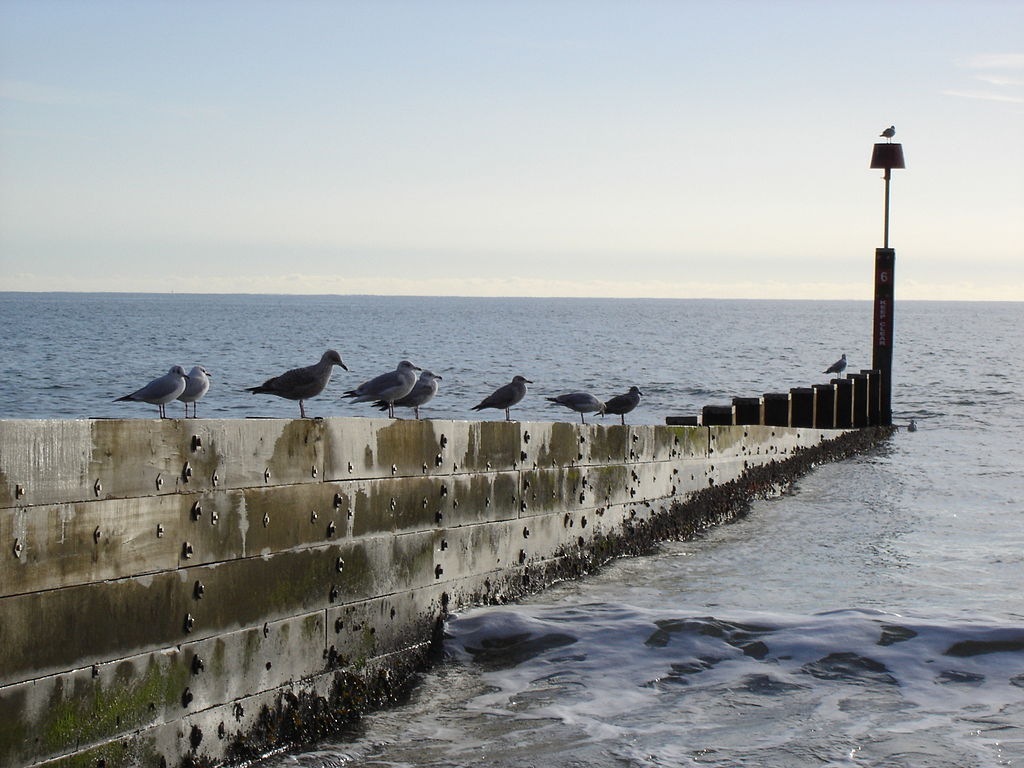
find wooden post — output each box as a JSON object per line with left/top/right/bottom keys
{"left": 665, "top": 416, "right": 699, "bottom": 426}
{"left": 872, "top": 247, "right": 895, "bottom": 426}
{"left": 732, "top": 397, "right": 762, "bottom": 425}
{"left": 833, "top": 378, "right": 854, "bottom": 428}
{"left": 812, "top": 384, "right": 836, "bottom": 429}
{"left": 701, "top": 404, "right": 734, "bottom": 426}
{"left": 763, "top": 393, "right": 790, "bottom": 427}
{"left": 843, "top": 374, "right": 868, "bottom": 430}
{"left": 861, "top": 369, "right": 881, "bottom": 425}
{"left": 790, "top": 388, "right": 815, "bottom": 428}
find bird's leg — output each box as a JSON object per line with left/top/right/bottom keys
{"left": 505, "top": 408, "right": 511, "bottom": 422}
{"left": 620, "top": 414, "right": 625, "bottom": 426}
{"left": 299, "top": 400, "right": 307, "bottom": 418}
{"left": 415, "top": 406, "right": 420, "bottom": 420}
{"left": 580, "top": 413, "right": 586, "bottom": 425}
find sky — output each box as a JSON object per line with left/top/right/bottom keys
{"left": 1, "top": 0, "right": 1022, "bottom": 300}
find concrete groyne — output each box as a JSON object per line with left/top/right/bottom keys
{"left": 0, "top": 418, "right": 891, "bottom": 767}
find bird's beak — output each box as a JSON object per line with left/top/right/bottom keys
{"left": 525, "top": 379, "right": 534, "bottom": 384}
{"left": 436, "top": 375, "right": 443, "bottom": 380}
{"left": 341, "top": 363, "right": 349, "bottom": 371}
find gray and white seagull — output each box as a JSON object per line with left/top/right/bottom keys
{"left": 471, "top": 375, "right": 532, "bottom": 422}
{"left": 245, "top": 349, "right": 348, "bottom": 418}
{"left": 824, "top": 353, "right": 848, "bottom": 377}
{"left": 547, "top": 392, "right": 606, "bottom": 424}
{"left": 178, "top": 365, "right": 211, "bottom": 418}
{"left": 373, "top": 370, "right": 442, "bottom": 420}
{"left": 603, "top": 386, "right": 643, "bottom": 425}
{"left": 115, "top": 365, "right": 189, "bottom": 419}
{"left": 344, "top": 360, "right": 421, "bottom": 418}
{"left": 880, "top": 125, "right": 895, "bottom": 141}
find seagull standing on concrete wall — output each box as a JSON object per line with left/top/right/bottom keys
{"left": 245, "top": 349, "right": 348, "bottom": 418}
{"left": 115, "top": 365, "right": 189, "bottom": 419}
{"left": 603, "top": 386, "right": 643, "bottom": 425}
{"left": 824, "top": 354, "right": 848, "bottom": 377}
{"left": 472, "top": 376, "right": 532, "bottom": 422}
{"left": 343, "top": 360, "right": 421, "bottom": 418}
{"left": 178, "top": 366, "right": 211, "bottom": 418}
{"left": 374, "top": 370, "right": 442, "bottom": 420}
{"left": 547, "top": 392, "right": 606, "bottom": 424}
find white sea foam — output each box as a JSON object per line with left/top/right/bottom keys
{"left": 440, "top": 604, "right": 1024, "bottom": 767}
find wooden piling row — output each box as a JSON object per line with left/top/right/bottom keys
{"left": 681, "top": 369, "right": 883, "bottom": 430}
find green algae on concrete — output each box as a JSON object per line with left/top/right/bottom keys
{"left": 35, "top": 736, "right": 164, "bottom": 768}
{"left": 461, "top": 420, "right": 520, "bottom": 473}
{"left": 0, "top": 650, "right": 189, "bottom": 767}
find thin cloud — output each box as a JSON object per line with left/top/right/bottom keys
{"left": 941, "top": 89, "right": 1024, "bottom": 103}
{"left": 945, "top": 53, "right": 1024, "bottom": 103}
{"left": 975, "top": 75, "right": 1024, "bottom": 87}
{"left": 960, "top": 53, "right": 1024, "bottom": 70}
{"left": 0, "top": 79, "right": 94, "bottom": 105}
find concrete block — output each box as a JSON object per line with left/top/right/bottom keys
{"left": 0, "top": 419, "right": 326, "bottom": 510}
{"left": 182, "top": 611, "right": 325, "bottom": 714}
{"left": 323, "top": 417, "right": 446, "bottom": 480}
{"left": 450, "top": 420, "right": 522, "bottom": 474}
{"left": 0, "top": 420, "right": 93, "bottom": 509}
{"left": 84, "top": 419, "right": 324, "bottom": 502}
{"left": 1, "top": 495, "right": 182, "bottom": 598}
{"left": 0, "top": 646, "right": 184, "bottom": 767}
{"left": 432, "top": 519, "right": 533, "bottom": 583}
{"left": 343, "top": 472, "right": 519, "bottom": 537}
{"left": 0, "top": 536, "right": 438, "bottom": 686}
{"left": 519, "top": 421, "right": 583, "bottom": 469}
{"left": 323, "top": 418, "right": 522, "bottom": 480}
{"left": 326, "top": 586, "right": 445, "bottom": 666}
{"left": 629, "top": 425, "right": 708, "bottom": 464}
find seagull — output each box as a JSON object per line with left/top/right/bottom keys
{"left": 471, "top": 376, "right": 532, "bottom": 422}
{"left": 908, "top": 418, "right": 918, "bottom": 432}
{"left": 115, "top": 365, "right": 189, "bottom": 419}
{"left": 546, "top": 392, "right": 606, "bottom": 425}
{"left": 880, "top": 125, "right": 895, "bottom": 142}
{"left": 343, "top": 360, "right": 421, "bottom": 418}
{"left": 245, "top": 349, "right": 347, "bottom": 418}
{"left": 603, "top": 386, "right": 643, "bottom": 425}
{"left": 373, "top": 370, "right": 442, "bottom": 420}
{"left": 178, "top": 365, "right": 211, "bottom": 418}
{"left": 824, "top": 353, "right": 848, "bottom": 377}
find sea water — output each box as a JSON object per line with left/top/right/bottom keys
{"left": 1, "top": 294, "right": 1022, "bottom": 766}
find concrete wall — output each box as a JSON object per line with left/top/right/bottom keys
{"left": 0, "top": 418, "right": 868, "bottom": 767}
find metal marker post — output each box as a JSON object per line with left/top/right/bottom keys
{"left": 869, "top": 139, "right": 905, "bottom": 426}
